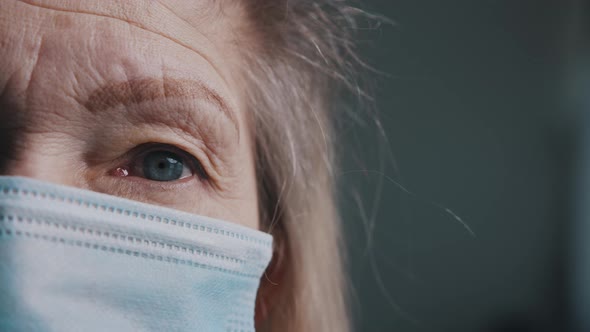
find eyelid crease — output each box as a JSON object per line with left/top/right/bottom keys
{"left": 82, "top": 95, "right": 235, "bottom": 194}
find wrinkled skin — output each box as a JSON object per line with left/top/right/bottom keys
{"left": 0, "top": 0, "right": 260, "bottom": 229}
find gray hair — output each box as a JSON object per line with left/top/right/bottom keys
{"left": 239, "top": 1, "right": 377, "bottom": 330}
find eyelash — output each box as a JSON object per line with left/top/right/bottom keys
{"left": 111, "top": 143, "right": 209, "bottom": 182}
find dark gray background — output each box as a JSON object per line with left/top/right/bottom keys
{"left": 340, "top": 1, "right": 588, "bottom": 331}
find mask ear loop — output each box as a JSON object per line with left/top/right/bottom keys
{"left": 264, "top": 271, "right": 279, "bottom": 286}
{"left": 256, "top": 229, "right": 286, "bottom": 326}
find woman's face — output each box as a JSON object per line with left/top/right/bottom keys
{"left": 0, "top": 0, "right": 259, "bottom": 229}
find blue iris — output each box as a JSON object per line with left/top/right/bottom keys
{"left": 142, "top": 151, "right": 185, "bottom": 181}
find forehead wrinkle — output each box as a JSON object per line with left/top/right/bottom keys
{"left": 15, "top": 0, "right": 235, "bottom": 88}
{"left": 84, "top": 78, "right": 239, "bottom": 134}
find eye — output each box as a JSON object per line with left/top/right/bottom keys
{"left": 142, "top": 150, "right": 190, "bottom": 181}
{"left": 112, "top": 144, "right": 207, "bottom": 182}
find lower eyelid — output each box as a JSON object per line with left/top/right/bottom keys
{"left": 90, "top": 175, "right": 202, "bottom": 203}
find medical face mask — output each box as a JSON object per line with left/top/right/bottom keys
{"left": 0, "top": 176, "right": 273, "bottom": 332}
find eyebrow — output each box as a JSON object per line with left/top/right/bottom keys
{"left": 84, "top": 78, "right": 238, "bottom": 133}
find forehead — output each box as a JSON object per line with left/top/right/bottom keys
{"left": 0, "top": 0, "right": 247, "bottom": 108}
{"left": 4, "top": 0, "right": 245, "bottom": 49}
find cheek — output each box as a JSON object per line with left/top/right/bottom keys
{"left": 218, "top": 151, "right": 260, "bottom": 230}
{"left": 227, "top": 110, "right": 260, "bottom": 230}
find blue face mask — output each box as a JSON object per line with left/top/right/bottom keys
{"left": 0, "top": 176, "right": 273, "bottom": 332}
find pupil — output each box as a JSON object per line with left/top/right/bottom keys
{"left": 143, "top": 151, "right": 184, "bottom": 181}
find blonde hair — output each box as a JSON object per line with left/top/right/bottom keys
{"left": 238, "top": 1, "right": 374, "bottom": 330}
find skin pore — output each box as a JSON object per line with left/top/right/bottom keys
{"left": 0, "top": 0, "right": 260, "bottom": 229}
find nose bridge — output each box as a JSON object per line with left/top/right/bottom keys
{"left": 0, "top": 95, "right": 24, "bottom": 175}
{"left": 0, "top": 142, "right": 80, "bottom": 187}
{"left": 0, "top": 73, "right": 84, "bottom": 187}
{"left": 0, "top": 114, "right": 82, "bottom": 187}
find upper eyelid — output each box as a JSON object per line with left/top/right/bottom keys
{"left": 88, "top": 91, "right": 239, "bottom": 165}
{"left": 86, "top": 106, "right": 231, "bottom": 188}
